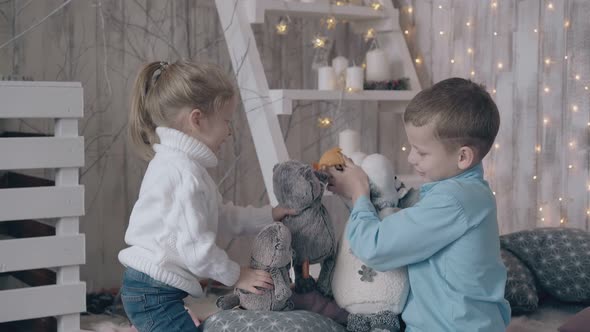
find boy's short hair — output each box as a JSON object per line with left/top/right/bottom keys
{"left": 404, "top": 77, "right": 500, "bottom": 161}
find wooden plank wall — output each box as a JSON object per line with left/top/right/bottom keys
{"left": 0, "top": 0, "right": 588, "bottom": 291}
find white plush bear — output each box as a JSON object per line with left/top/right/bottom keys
{"left": 331, "top": 153, "right": 410, "bottom": 331}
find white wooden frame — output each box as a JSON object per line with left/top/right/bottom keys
{"left": 0, "top": 81, "right": 85, "bottom": 331}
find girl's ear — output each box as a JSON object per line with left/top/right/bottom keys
{"left": 188, "top": 108, "right": 205, "bottom": 130}
{"left": 457, "top": 146, "right": 475, "bottom": 170}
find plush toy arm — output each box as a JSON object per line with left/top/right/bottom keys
{"left": 271, "top": 269, "right": 291, "bottom": 302}
{"left": 216, "top": 294, "right": 240, "bottom": 310}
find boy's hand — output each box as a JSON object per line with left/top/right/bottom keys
{"left": 327, "top": 157, "right": 370, "bottom": 203}
{"left": 272, "top": 206, "right": 298, "bottom": 221}
{"left": 235, "top": 267, "right": 274, "bottom": 294}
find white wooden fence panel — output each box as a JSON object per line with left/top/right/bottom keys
{"left": 0, "top": 283, "right": 86, "bottom": 323}
{"left": 0, "top": 235, "right": 85, "bottom": 273}
{"left": 0, "top": 137, "right": 84, "bottom": 170}
{"left": 0, "top": 82, "right": 83, "bottom": 118}
{"left": 0, "top": 186, "right": 84, "bottom": 222}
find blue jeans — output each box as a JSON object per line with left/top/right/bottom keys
{"left": 121, "top": 267, "right": 198, "bottom": 332}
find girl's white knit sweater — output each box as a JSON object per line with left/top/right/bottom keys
{"left": 118, "top": 127, "right": 273, "bottom": 297}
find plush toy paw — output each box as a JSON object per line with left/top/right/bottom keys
{"left": 294, "top": 276, "right": 317, "bottom": 294}
{"left": 215, "top": 294, "right": 240, "bottom": 310}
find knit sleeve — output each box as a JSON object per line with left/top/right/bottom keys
{"left": 218, "top": 197, "right": 274, "bottom": 237}
{"left": 175, "top": 179, "right": 240, "bottom": 287}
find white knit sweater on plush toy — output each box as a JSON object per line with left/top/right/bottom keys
{"left": 331, "top": 152, "right": 410, "bottom": 314}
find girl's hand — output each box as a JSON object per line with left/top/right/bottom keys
{"left": 272, "top": 206, "right": 298, "bottom": 221}
{"left": 326, "top": 157, "right": 370, "bottom": 203}
{"left": 235, "top": 267, "right": 274, "bottom": 294}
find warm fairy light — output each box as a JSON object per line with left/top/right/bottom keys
{"left": 544, "top": 86, "right": 550, "bottom": 93}
{"left": 466, "top": 21, "right": 471, "bottom": 27}
{"left": 334, "top": 1, "right": 345, "bottom": 5}
{"left": 541, "top": 217, "right": 545, "bottom": 222}
{"left": 565, "top": 55, "right": 568, "bottom": 60}
{"left": 491, "top": 2, "right": 498, "bottom": 8}
{"left": 439, "top": 31, "right": 445, "bottom": 35}
{"left": 539, "top": 207, "right": 543, "bottom": 212}
{"left": 544, "top": 117, "right": 549, "bottom": 125}
{"left": 587, "top": 122, "right": 590, "bottom": 126}
{"left": 575, "top": 74, "right": 581, "bottom": 80}
{"left": 415, "top": 58, "right": 422, "bottom": 64}
{"left": 471, "top": 70, "right": 475, "bottom": 76}
{"left": 493, "top": 191, "right": 496, "bottom": 195}
{"left": 370, "top": 2, "right": 383, "bottom": 10}
{"left": 361, "top": 62, "right": 366, "bottom": 69}
{"left": 326, "top": 16, "right": 337, "bottom": 30}
{"left": 587, "top": 210, "right": 590, "bottom": 215}
{"left": 535, "top": 145, "right": 542, "bottom": 152}
{"left": 548, "top": 3, "right": 554, "bottom": 10}
{"left": 568, "top": 164, "right": 573, "bottom": 169}
{"left": 559, "top": 197, "right": 563, "bottom": 201}
{"left": 534, "top": 28, "right": 538, "bottom": 33}
{"left": 492, "top": 89, "right": 497, "bottom": 94}
{"left": 560, "top": 218, "right": 565, "bottom": 224}
{"left": 569, "top": 141, "right": 575, "bottom": 148}
{"left": 407, "top": 7, "right": 413, "bottom": 13}
{"left": 497, "top": 62, "right": 503, "bottom": 69}
{"left": 312, "top": 36, "right": 327, "bottom": 48}
{"left": 573, "top": 105, "right": 579, "bottom": 112}
{"left": 585, "top": 86, "right": 589, "bottom": 91}
{"left": 317, "top": 117, "right": 333, "bottom": 128}
{"left": 438, "top": 5, "right": 443, "bottom": 9}
{"left": 404, "top": 30, "right": 409, "bottom": 35}
{"left": 450, "top": 59, "right": 455, "bottom": 64}
{"left": 401, "top": 146, "right": 407, "bottom": 151}
{"left": 533, "top": 175, "right": 538, "bottom": 180}
{"left": 545, "top": 58, "right": 551, "bottom": 65}
{"left": 493, "top": 31, "right": 498, "bottom": 36}
{"left": 494, "top": 143, "right": 500, "bottom": 149}
{"left": 276, "top": 20, "right": 288, "bottom": 35}
{"left": 467, "top": 48, "right": 473, "bottom": 54}
{"left": 565, "top": 20, "right": 570, "bottom": 28}
{"left": 365, "top": 28, "right": 376, "bottom": 41}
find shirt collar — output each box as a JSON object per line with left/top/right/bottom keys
{"left": 154, "top": 127, "right": 218, "bottom": 168}
{"left": 420, "top": 163, "right": 484, "bottom": 195}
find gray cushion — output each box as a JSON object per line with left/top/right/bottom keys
{"left": 500, "top": 228, "right": 590, "bottom": 303}
{"left": 501, "top": 248, "right": 539, "bottom": 313}
{"left": 198, "top": 310, "right": 347, "bottom": 332}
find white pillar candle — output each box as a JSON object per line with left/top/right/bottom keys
{"left": 332, "top": 56, "right": 349, "bottom": 77}
{"left": 339, "top": 129, "right": 361, "bottom": 156}
{"left": 318, "top": 66, "right": 336, "bottom": 90}
{"left": 346, "top": 66, "right": 364, "bottom": 92}
{"left": 366, "top": 48, "right": 390, "bottom": 82}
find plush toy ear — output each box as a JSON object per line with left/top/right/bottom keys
{"left": 314, "top": 170, "right": 330, "bottom": 184}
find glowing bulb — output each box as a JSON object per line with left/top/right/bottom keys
{"left": 470, "top": 70, "right": 475, "bottom": 76}
{"left": 493, "top": 191, "right": 496, "bottom": 195}
{"left": 364, "top": 28, "right": 376, "bottom": 41}
{"left": 535, "top": 145, "right": 542, "bottom": 152}
{"left": 275, "top": 19, "right": 289, "bottom": 35}
{"left": 585, "top": 86, "right": 589, "bottom": 91}
{"left": 317, "top": 117, "right": 333, "bottom": 128}
{"left": 491, "top": 2, "right": 498, "bottom": 8}
{"left": 587, "top": 210, "right": 590, "bottom": 215}
{"left": 565, "top": 55, "right": 568, "bottom": 60}
{"left": 402, "top": 146, "right": 407, "bottom": 151}
{"left": 438, "top": 5, "right": 443, "bottom": 9}
{"left": 539, "top": 207, "right": 543, "bottom": 212}
{"left": 492, "top": 89, "right": 497, "bottom": 94}
{"left": 466, "top": 21, "right": 471, "bottom": 27}
{"left": 467, "top": 48, "right": 473, "bottom": 54}
{"left": 569, "top": 141, "right": 575, "bottom": 147}
{"left": 404, "top": 30, "right": 409, "bottom": 35}
{"left": 573, "top": 105, "right": 578, "bottom": 112}
{"left": 575, "top": 74, "right": 581, "bottom": 80}
{"left": 565, "top": 20, "right": 570, "bottom": 28}
{"left": 544, "top": 117, "right": 549, "bottom": 125}
{"left": 334, "top": 1, "right": 345, "bottom": 5}
{"left": 450, "top": 59, "right": 455, "bottom": 64}
{"left": 568, "top": 164, "right": 573, "bottom": 169}
{"left": 544, "top": 86, "right": 550, "bottom": 93}
{"left": 494, "top": 143, "right": 500, "bottom": 149}
{"left": 439, "top": 31, "right": 445, "bottom": 35}
{"left": 545, "top": 58, "right": 551, "bottom": 65}
{"left": 533, "top": 175, "right": 538, "bottom": 180}
{"left": 407, "top": 7, "right": 413, "bottom": 13}
{"left": 559, "top": 197, "right": 563, "bottom": 201}
{"left": 312, "top": 36, "right": 327, "bottom": 48}
{"left": 326, "top": 16, "right": 337, "bottom": 30}
{"left": 493, "top": 31, "right": 498, "bottom": 36}
{"left": 534, "top": 28, "right": 538, "bottom": 33}
{"left": 497, "top": 62, "right": 503, "bottom": 69}
{"left": 415, "top": 58, "right": 422, "bottom": 64}
{"left": 548, "top": 3, "right": 554, "bottom": 10}
{"left": 370, "top": 2, "right": 383, "bottom": 10}
{"left": 541, "top": 217, "right": 545, "bottom": 222}
{"left": 560, "top": 218, "right": 565, "bottom": 224}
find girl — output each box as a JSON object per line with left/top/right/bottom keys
{"left": 118, "top": 60, "right": 294, "bottom": 332}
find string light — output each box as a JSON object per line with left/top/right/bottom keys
{"left": 364, "top": 28, "right": 376, "bottom": 41}
{"left": 438, "top": 5, "right": 443, "bottom": 9}
{"left": 450, "top": 59, "right": 455, "bottom": 64}
{"left": 539, "top": 207, "right": 543, "bottom": 212}
{"left": 439, "top": 31, "right": 445, "bottom": 36}
{"left": 334, "top": 1, "right": 345, "bottom": 5}
{"left": 466, "top": 21, "right": 471, "bottom": 27}
{"left": 533, "top": 175, "right": 538, "bottom": 180}
{"left": 568, "top": 164, "right": 573, "bottom": 169}
{"left": 493, "top": 31, "right": 498, "bottom": 36}
{"left": 370, "top": 1, "right": 382, "bottom": 10}
{"left": 326, "top": 16, "right": 337, "bottom": 30}
{"left": 575, "top": 74, "right": 581, "bottom": 80}
{"left": 317, "top": 117, "right": 333, "bottom": 128}
{"left": 565, "top": 55, "right": 568, "bottom": 60}
{"left": 534, "top": 28, "right": 538, "bottom": 33}
{"left": 312, "top": 35, "right": 327, "bottom": 48}
{"left": 275, "top": 17, "right": 289, "bottom": 35}
{"left": 572, "top": 105, "right": 579, "bottom": 112}
{"left": 401, "top": 146, "right": 407, "bottom": 151}
{"left": 547, "top": 3, "right": 554, "bottom": 10}
{"left": 585, "top": 86, "right": 589, "bottom": 91}
{"left": 467, "top": 48, "right": 473, "bottom": 54}
{"left": 470, "top": 70, "right": 475, "bottom": 76}
{"left": 544, "top": 86, "right": 550, "bottom": 93}
{"left": 560, "top": 218, "right": 565, "bottom": 224}
{"left": 544, "top": 117, "right": 549, "bottom": 125}
{"left": 565, "top": 20, "right": 570, "bottom": 28}
{"left": 415, "top": 58, "right": 422, "bottom": 64}
{"left": 491, "top": 2, "right": 498, "bottom": 9}
{"left": 492, "top": 89, "right": 497, "bottom": 94}
{"left": 535, "top": 145, "right": 542, "bottom": 152}
{"left": 404, "top": 30, "right": 409, "bottom": 35}
{"left": 545, "top": 58, "right": 551, "bottom": 65}
{"left": 559, "top": 197, "right": 563, "bottom": 201}
{"left": 497, "top": 62, "right": 503, "bottom": 69}
{"left": 407, "top": 6, "right": 413, "bottom": 13}
{"left": 494, "top": 143, "right": 500, "bottom": 149}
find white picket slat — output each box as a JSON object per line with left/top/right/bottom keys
{"left": 0, "top": 235, "right": 85, "bottom": 273}
{"left": 0, "top": 186, "right": 84, "bottom": 221}
{"left": 0, "top": 81, "right": 83, "bottom": 118}
{"left": 0, "top": 137, "right": 84, "bottom": 170}
{"left": 0, "top": 283, "right": 86, "bottom": 323}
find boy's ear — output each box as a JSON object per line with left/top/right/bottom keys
{"left": 457, "top": 146, "right": 475, "bottom": 170}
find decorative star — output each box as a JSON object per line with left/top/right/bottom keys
{"left": 358, "top": 264, "right": 377, "bottom": 282}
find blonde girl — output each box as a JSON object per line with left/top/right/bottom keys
{"left": 118, "top": 60, "right": 294, "bottom": 332}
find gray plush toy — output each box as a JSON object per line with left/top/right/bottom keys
{"left": 272, "top": 160, "right": 337, "bottom": 297}
{"left": 216, "top": 222, "right": 294, "bottom": 311}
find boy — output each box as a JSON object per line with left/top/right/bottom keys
{"left": 328, "top": 78, "right": 511, "bottom": 331}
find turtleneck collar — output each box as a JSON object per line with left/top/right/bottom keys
{"left": 154, "top": 127, "right": 218, "bottom": 168}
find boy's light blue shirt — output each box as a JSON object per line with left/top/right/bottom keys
{"left": 348, "top": 163, "right": 511, "bottom": 332}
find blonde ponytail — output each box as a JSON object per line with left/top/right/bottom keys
{"left": 128, "top": 60, "right": 235, "bottom": 161}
